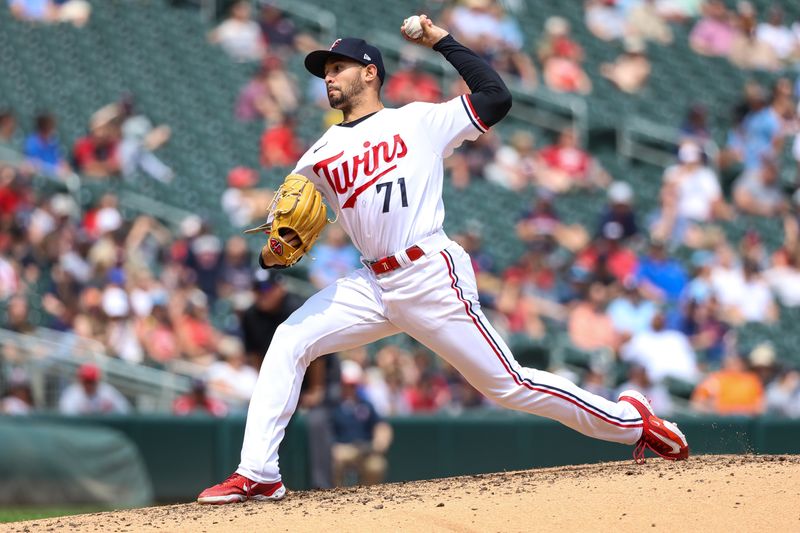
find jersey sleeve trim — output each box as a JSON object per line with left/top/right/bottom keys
{"left": 460, "top": 94, "right": 489, "bottom": 133}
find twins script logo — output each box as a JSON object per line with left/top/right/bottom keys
{"left": 313, "top": 134, "right": 408, "bottom": 209}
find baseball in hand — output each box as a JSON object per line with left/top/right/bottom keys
{"left": 402, "top": 15, "right": 423, "bottom": 39}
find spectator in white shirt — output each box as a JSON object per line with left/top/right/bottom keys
{"left": 621, "top": 312, "right": 700, "bottom": 384}
{"left": 755, "top": 7, "right": 797, "bottom": 61}
{"left": 207, "top": 336, "right": 259, "bottom": 410}
{"left": 726, "top": 260, "right": 778, "bottom": 324}
{"left": 58, "top": 363, "right": 130, "bottom": 415}
{"left": 710, "top": 242, "right": 746, "bottom": 308}
{"left": 208, "top": 1, "right": 266, "bottom": 63}
{"left": 662, "top": 142, "right": 729, "bottom": 223}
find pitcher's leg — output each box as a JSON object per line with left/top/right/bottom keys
{"left": 237, "top": 271, "right": 399, "bottom": 483}
{"left": 393, "top": 246, "right": 642, "bottom": 445}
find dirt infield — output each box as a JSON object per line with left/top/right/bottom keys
{"left": 4, "top": 454, "right": 799, "bottom": 532}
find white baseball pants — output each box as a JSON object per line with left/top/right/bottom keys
{"left": 237, "top": 241, "right": 643, "bottom": 483}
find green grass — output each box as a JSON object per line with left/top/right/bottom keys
{"left": 0, "top": 506, "right": 111, "bottom": 524}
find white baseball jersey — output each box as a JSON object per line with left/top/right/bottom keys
{"left": 292, "top": 95, "right": 486, "bottom": 260}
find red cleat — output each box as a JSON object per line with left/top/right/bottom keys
{"left": 197, "top": 472, "right": 286, "bottom": 505}
{"left": 619, "top": 390, "right": 689, "bottom": 463}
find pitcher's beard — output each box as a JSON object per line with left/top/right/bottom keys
{"left": 328, "top": 78, "right": 366, "bottom": 110}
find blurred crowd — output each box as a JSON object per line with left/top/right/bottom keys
{"left": 4, "top": 0, "right": 800, "bottom": 449}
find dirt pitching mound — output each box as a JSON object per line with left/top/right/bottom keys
{"left": 4, "top": 454, "right": 799, "bottom": 532}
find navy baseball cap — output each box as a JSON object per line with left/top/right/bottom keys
{"left": 305, "top": 38, "right": 386, "bottom": 84}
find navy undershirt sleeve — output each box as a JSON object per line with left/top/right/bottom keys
{"left": 433, "top": 35, "right": 512, "bottom": 127}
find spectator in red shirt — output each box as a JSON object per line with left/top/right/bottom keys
{"left": 536, "top": 129, "right": 610, "bottom": 193}
{"left": 538, "top": 17, "right": 592, "bottom": 94}
{"left": 73, "top": 105, "right": 121, "bottom": 178}
{"left": 260, "top": 115, "right": 302, "bottom": 168}
{"left": 384, "top": 51, "right": 441, "bottom": 106}
{"left": 173, "top": 378, "right": 228, "bottom": 417}
{"left": 575, "top": 222, "right": 639, "bottom": 284}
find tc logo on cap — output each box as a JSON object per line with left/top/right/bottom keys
{"left": 329, "top": 39, "right": 341, "bottom": 51}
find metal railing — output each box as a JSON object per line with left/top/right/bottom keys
{"left": 0, "top": 327, "right": 193, "bottom": 412}
{"left": 618, "top": 115, "right": 720, "bottom": 169}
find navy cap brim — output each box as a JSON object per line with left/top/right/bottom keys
{"left": 304, "top": 50, "right": 367, "bottom": 79}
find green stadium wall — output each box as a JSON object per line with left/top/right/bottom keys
{"left": 19, "top": 413, "right": 800, "bottom": 502}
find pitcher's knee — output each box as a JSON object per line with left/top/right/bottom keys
{"left": 477, "top": 381, "right": 521, "bottom": 409}
{"left": 264, "top": 323, "right": 309, "bottom": 364}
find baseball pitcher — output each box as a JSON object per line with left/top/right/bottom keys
{"left": 198, "top": 15, "right": 688, "bottom": 505}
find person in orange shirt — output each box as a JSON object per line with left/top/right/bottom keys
{"left": 691, "top": 353, "right": 765, "bottom": 415}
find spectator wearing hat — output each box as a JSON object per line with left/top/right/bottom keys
{"left": 621, "top": 311, "right": 700, "bottom": 384}
{"left": 596, "top": 181, "right": 638, "bottom": 241}
{"left": 661, "top": 142, "right": 729, "bottom": 224}
{"left": 1, "top": 368, "right": 34, "bottom": 415}
{"left": 73, "top": 105, "right": 121, "bottom": 178}
{"left": 600, "top": 37, "right": 651, "bottom": 94}
{"left": 538, "top": 17, "right": 592, "bottom": 95}
{"left": 733, "top": 157, "right": 787, "bottom": 217}
{"left": 103, "top": 283, "right": 144, "bottom": 364}
{"left": 577, "top": 221, "right": 639, "bottom": 285}
{"left": 173, "top": 378, "right": 228, "bottom": 417}
{"left": 691, "top": 353, "right": 764, "bottom": 415}
{"left": 116, "top": 95, "right": 174, "bottom": 183}
{"left": 240, "top": 270, "right": 302, "bottom": 367}
{"left": 749, "top": 342, "right": 778, "bottom": 386}
{"left": 186, "top": 234, "right": 224, "bottom": 302}
{"left": 331, "top": 360, "right": 393, "bottom": 486}
{"left": 58, "top": 363, "right": 130, "bottom": 415}
{"left": 208, "top": 0, "right": 266, "bottom": 63}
